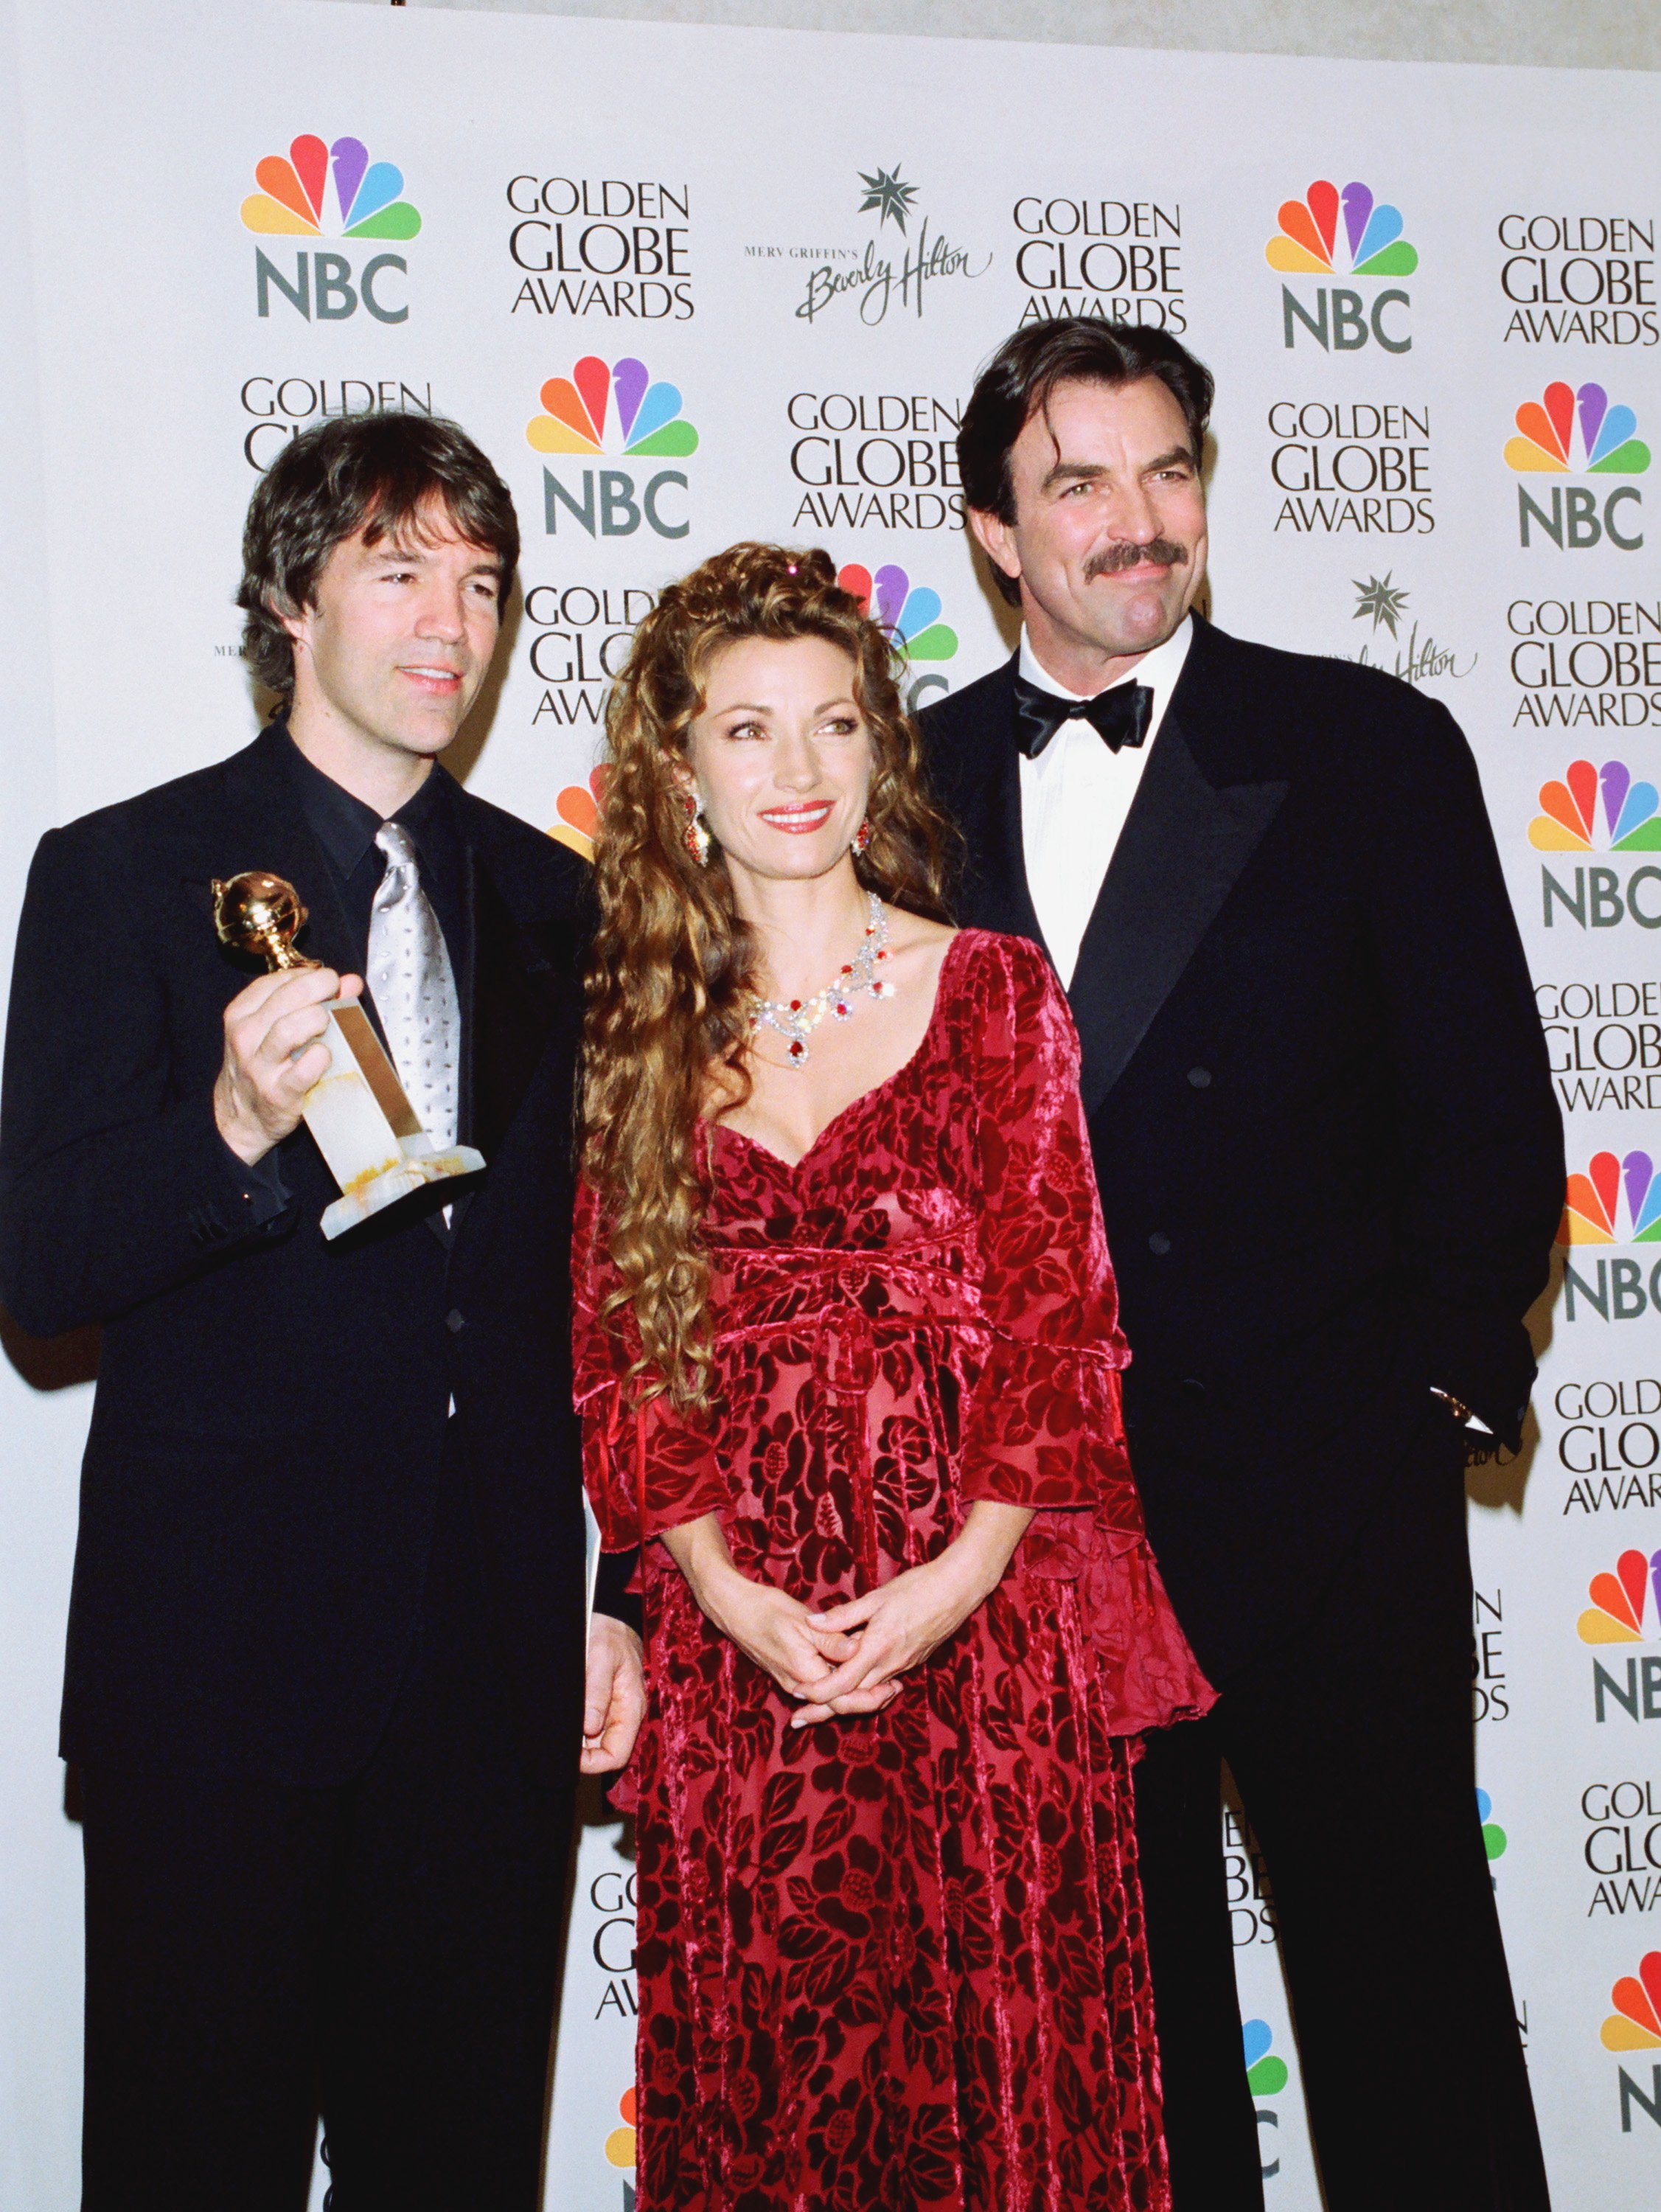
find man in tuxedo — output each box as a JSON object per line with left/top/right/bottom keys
{"left": 922, "top": 319, "right": 1561, "bottom": 2210}
{"left": 0, "top": 413, "right": 642, "bottom": 2211}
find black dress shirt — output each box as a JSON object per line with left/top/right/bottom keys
{"left": 282, "top": 732, "right": 467, "bottom": 986}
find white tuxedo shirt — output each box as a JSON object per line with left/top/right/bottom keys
{"left": 1017, "top": 616, "right": 1194, "bottom": 988}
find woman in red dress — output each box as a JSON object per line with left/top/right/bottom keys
{"left": 574, "top": 544, "right": 1211, "bottom": 2212}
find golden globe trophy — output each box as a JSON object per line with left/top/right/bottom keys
{"left": 211, "top": 870, "right": 484, "bottom": 1241}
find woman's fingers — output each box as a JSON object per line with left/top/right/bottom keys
{"left": 802, "top": 1623, "right": 860, "bottom": 1661}
{"left": 798, "top": 1638, "right": 891, "bottom": 1707}
{"left": 770, "top": 1621, "right": 843, "bottom": 1700}
{"left": 807, "top": 1590, "right": 882, "bottom": 1632}
{"left": 790, "top": 1682, "right": 902, "bottom": 1728}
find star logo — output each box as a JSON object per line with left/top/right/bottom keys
{"left": 857, "top": 165, "right": 919, "bottom": 234}
{"left": 1353, "top": 571, "right": 1410, "bottom": 638}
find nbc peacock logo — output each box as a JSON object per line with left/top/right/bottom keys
{"left": 1577, "top": 1542, "right": 1661, "bottom": 1737}
{"left": 1578, "top": 1551, "right": 1661, "bottom": 1728}
{"left": 529, "top": 360, "right": 697, "bottom": 541}
{"left": 1600, "top": 1952, "right": 1661, "bottom": 2135}
{"left": 1578, "top": 1548, "right": 1661, "bottom": 1642}
{"left": 835, "top": 563, "right": 958, "bottom": 663}
{"left": 1506, "top": 381, "right": 1651, "bottom": 478}
{"left": 1531, "top": 759, "right": 1661, "bottom": 852}
{"left": 528, "top": 358, "right": 698, "bottom": 459}
{"left": 1557, "top": 1155, "right": 1661, "bottom": 1325}
{"left": 837, "top": 562, "right": 958, "bottom": 713}
{"left": 243, "top": 134, "right": 419, "bottom": 325}
{"left": 1603, "top": 1952, "right": 1661, "bottom": 2051}
{"left": 1559, "top": 1152, "right": 1661, "bottom": 1245}
{"left": 1508, "top": 381, "right": 1648, "bottom": 553}
{"left": 1268, "top": 179, "right": 1416, "bottom": 355}
{"left": 241, "top": 135, "right": 421, "bottom": 240}
{"left": 1532, "top": 760, "right": 1661, "bottom": 937}
{"left": 550, "top": 767, "right": 606, "bottom": 863}
{"left": 1267, "top": 180, "right": 1418, "bottom": 279}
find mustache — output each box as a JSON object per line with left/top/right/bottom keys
{"left": 1084, "top": 540, "right": 1188, "bottom": 579}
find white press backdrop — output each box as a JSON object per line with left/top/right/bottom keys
{"left": 1, "top": 3, "right": 1660, "bottom": 2204}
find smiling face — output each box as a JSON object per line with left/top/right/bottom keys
{"left": 684, "top": 634, "right": 873, "bottom": 889}
{"left": 282, "top": 501, "right": 505, "bottom": 779}
{"left": 970, "top": 374, "right": 1208, "bottom": 684}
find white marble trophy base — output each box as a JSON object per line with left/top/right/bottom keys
{"left": 302, "top": 1002, "right": 484, "bottom": 1240}
{"left": 318, "top": 1138, "right": 487, "bottom": 1241}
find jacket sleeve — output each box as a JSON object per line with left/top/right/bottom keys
{"left": 571, "top": 1171, "right": 726, "bottom": 1548}
{"left": 1368, "top": 699, "right": 1564, "bottom": 1447}
{"left": 958, "top": 936, "right": 1141, "bottom": 1538}
{"left": 0, "top": 821, "right": 296, "bottom": 1338}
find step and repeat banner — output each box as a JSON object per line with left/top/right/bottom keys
{"left": 2, "top": 1, "right": 1661, "bottom": 2204}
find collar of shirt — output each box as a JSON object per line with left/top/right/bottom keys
{"left": 281, "top": 727, "right": 456, "bottom": 881}
{"left": 1017, "top": 611, "right": 1193, "bottom": 754}
{"left": 279, "top": 726, "right": 468, "bottom": 997}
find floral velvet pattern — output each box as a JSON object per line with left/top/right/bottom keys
{"left": 574, "top": 930, "right": 1213, "bottom": 2212}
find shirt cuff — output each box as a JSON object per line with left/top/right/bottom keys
{"left": 219, "top": 1135, "right": 293, "bottom": 1228}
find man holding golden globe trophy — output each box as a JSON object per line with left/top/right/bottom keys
{"left": 0, "top": 413, "right": 643, "bottom": 2211}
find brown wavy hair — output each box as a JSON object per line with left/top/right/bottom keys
{"left": 582, "top": 542, "right": 956, "bottom": 1409}
{"left": 238, "top": 412, "right": 518, "bottom": 695}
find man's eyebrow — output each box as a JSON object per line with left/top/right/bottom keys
{"left": 366, "top": 540, "right": 503, "bottom": 576}
{"left": 1038, "top": 448, "right": 1196, "bottom": 493}
{"left": 1038, "top": 458, "right": 1107, "bottom": 493}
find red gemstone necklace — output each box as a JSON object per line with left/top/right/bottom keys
{"left": 751, "top": 891, "right": 894, "bottom": 1067}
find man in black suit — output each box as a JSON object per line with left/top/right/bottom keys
{"left": 922, "top": 320, "right": 1561, "bottom": 2211}
{"left": 0, "top": 413, "right": 642, "bottom": 2211}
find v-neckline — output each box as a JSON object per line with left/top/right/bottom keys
{"left": 715, "top": 929, "right": 969, "bottom": 1176}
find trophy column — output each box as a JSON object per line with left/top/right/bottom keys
{"left": 211, "top": 871, "right": 484, "bottom": 1239}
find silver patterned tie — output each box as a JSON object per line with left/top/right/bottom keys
{"left": 368, "top": 821, "right": 459, "bottom": 1149}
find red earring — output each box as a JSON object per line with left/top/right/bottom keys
{"left": 852, "top": 818, "right": 873, "bottom": 856}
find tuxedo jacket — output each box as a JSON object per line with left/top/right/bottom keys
{"left": 922, "top": 614, "right": 1564, "bottom": 1683}
{"left": 0, "top": 726, "right": 610, "bottom": 1786}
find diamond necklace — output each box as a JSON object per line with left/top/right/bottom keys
{"left": 751, "top": 891, "right": 894, "bottom": 1067}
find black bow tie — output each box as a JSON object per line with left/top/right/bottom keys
{"left": 1013, "top": 671, "right": 1154, "bottom": 760}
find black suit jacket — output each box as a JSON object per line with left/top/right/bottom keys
{"left": 922, "top": 616, "right": 1564, "bottom": 1683}
{"left": 0, "top": 726, "right": 618, "bottom": 1786}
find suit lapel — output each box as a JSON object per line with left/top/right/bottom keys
{"left": 950, "top": 656, "right": 1051, "bottom": 954}
{"left": 203, "top": 726, "right": 361, "bottom": 984}
{"left": 458, "top": 807, "right": 565, "bottom": 1175}
{"left": 1069, "top": 706, "right": 1286, "bottom": 1120}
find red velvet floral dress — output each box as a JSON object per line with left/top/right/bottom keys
{"left": 574, "top": 931, "right": 1211, "bottom": 2212}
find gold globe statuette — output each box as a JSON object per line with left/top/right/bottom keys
{"left": 210, "top": 869, "right": 485, "bottom": 1240}
{"left": 209, "top": 870, "right": 319, "bottom": 974}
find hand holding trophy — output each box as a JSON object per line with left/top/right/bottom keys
{"left": 212, "top": 870, "right": 484, "bottom": 1239}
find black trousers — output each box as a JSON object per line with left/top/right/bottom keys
{"left": 1135, "top": 1415, "right": 1550, "bottom": 2212}
{"left": 78, "top": 1448, "right": 577, "bottom": 2212}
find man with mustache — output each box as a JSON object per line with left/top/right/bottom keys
{"left": 921, "top": 319, "right": 1561, "bottom": 2209}
{"left": 0, "top": 412, "right": 643, "bottom": 2210}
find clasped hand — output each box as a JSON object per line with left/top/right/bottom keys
{"left": 790, "top": 1547, "right": 995, "bottom": 1727}
{"left": 664, "top": 1503, "right": 1032, "bottom": 1731}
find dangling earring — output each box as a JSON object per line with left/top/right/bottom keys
{"left": 683, "top": 793, "right": 713, "bottom": 866}
{"left": 852, "top": 816, "right": 873, "bottom": 857}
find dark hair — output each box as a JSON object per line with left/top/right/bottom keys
{"left": 957, "top": 319, "right": 1214, "bottom": 605}
{"left": 237, "top": 412, "right": 520, "bottom": 695}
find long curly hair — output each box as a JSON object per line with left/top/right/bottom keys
{"left": 582, "top": 542, "right": 956, "bottom": 1410}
